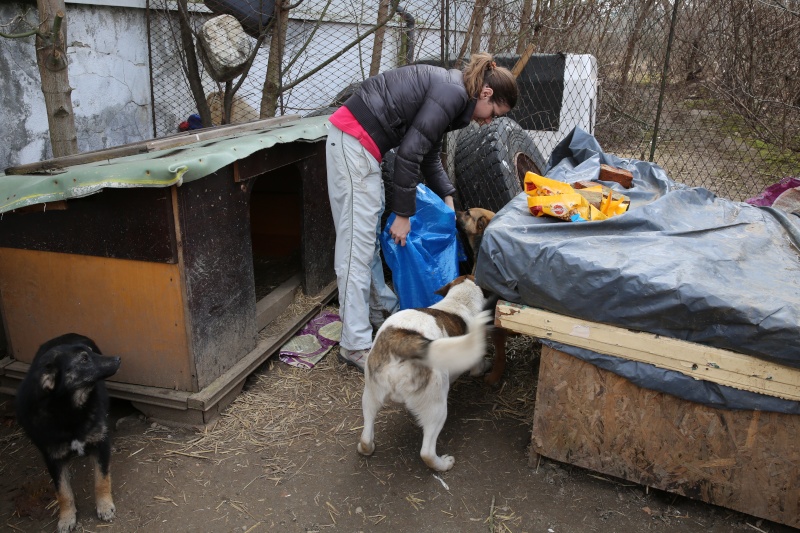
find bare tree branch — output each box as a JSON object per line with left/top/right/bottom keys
{"left": 278, "top": 0, "right": 401, "bottom": 94}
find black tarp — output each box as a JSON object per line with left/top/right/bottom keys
{"left": 475, "top": 128, "right": 800, "bottom": 413}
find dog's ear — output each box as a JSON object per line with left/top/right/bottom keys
{"left": 39, "top": 362, "right": 57, "bottom": 391}
{"left": 434, "top": 281, "right": 451, "bottom": 297}
{"left": 477, "top": 215, "right": 489, "bottom": 233}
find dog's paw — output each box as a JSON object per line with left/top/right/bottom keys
{"left": 96, "top": 499, "right": 116, "bottom": 522}
{"left": 357, "top": 439, "right": 375, "bottom": 456}
{"left": 483, "top": 370, "right": 503, "bottom": 385}
{"left": 57, "top": 512, "right": 77, "bottom": 533}
{"left": 423, "top": 453, "right": 455, "bottom": 471}
{"left": 469, "top": 358, "right": 492, "bottom": 377}
{"left": 435, "top": 454, "right": 455, "bottom": 472}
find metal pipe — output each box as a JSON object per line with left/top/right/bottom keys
{"left": 396, "top": 5, "right": 415, "bottom": 64}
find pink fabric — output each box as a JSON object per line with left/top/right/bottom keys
{"left": 329, "top": 106, "right": 382, "bottom": 164}
{"left": 745, "top": 177, "right": 800, "bottom": 207}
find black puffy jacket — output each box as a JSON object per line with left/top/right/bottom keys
{"left": 343, "top": 64, "right": 477, "bottom": 217}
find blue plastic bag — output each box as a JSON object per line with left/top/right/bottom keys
{"left": 381, "top": 185, "right": 462, "bottom": 310}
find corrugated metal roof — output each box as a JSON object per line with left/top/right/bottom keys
{"left": 0, "top": 116, "right": 329, "bottom": 214}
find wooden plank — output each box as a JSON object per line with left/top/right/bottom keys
{"left": 496, "top": 302, "right": 800, "bottom": 401}
{"left": 2, "top": 360, "right": 191, "bottom": 410}
{"left": 4, "top": 116, "right": 300, "bottom": 175}
{"left": 511, "top": 43, "right": 536, "bottom": 77}
{"left": 177, "top": 169, "right": 257, "bottom": 390}
{"left": 236, "top": 139, "right": 319, "bottom": 182}
{"left": 187, "top": 280, "right": 336, "bottom": 411}
{"left": 144, "top": 116, "right": 299, "bottom": 153}
{"left": 256, "top": 274, "right": 302, "bottom": 331}
{"left": 299, "top": 141, "right": 336, "bottom": 296}
{"left": 0, "top": 187, "right": 177, "bottom": 263}
{"left": 9, "top": 201, "right": 68, "bottom": 214}
{"left": 532, "top": 346, "right": 800, "bottom": 528}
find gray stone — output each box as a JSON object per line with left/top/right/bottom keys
{"left": 198, "top": 15, "right": 253, "bottom": 82}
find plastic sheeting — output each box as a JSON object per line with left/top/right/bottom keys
{"left": 475, "top": 128, "right": 800, "bottom": 414}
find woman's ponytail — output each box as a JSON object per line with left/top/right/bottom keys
{"left": 462, "top": 52, "right": 518, "bottom": 108}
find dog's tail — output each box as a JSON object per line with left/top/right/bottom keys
{"left": 425, "top": 310, "right": 492, "bottom": 374}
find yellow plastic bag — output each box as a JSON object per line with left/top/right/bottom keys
{"left": 524, "top": 172, "right": 629, "bottom": 222}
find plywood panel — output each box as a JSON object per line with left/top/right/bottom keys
{"left": 0, "top": 247, "right": 194, "bottom": 391}
{"left": 532, "top": 346, "right": 800, "bottom": 528}
{"left": 177, "top": 170, "right": 257, "bottom": 390}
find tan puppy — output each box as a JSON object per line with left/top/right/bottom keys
{"left": 358, "top": 275, "right": 491, "bottom": 471}
{"left": 456, "top": 208, "right": 510, "bottom": 385}
{"left": 456, "top": 208, "right": 495, "bottom": 269}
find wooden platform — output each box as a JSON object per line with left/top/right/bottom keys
{"left": 496, "top": 302, "right": 800, "bottom": 528}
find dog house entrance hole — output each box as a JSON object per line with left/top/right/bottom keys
{"left": 249, "top": 169, "right": 303, "bottom": 302}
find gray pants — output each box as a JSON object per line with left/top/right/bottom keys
{"left": 326, "top": 123, "right": 398, "bottom": 351}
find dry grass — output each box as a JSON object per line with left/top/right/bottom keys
{"left": 133, "top": 303, "right": 541, "bottom": 490}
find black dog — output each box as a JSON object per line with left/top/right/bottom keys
{"left": 15, "top": 333, "right": 121, "bottom": 533}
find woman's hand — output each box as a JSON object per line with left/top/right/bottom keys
{"left": 443, "top": 195, "right": 455, "bottom": 210}
{"left": 389, "top": 215, "right": 411, "bottom": 246}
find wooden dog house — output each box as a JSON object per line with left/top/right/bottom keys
{"left": 496, "top": 302, "right": 800, "bottom": 529}
{"left": 0, "top": 116, "right": 336, "bottom": 425}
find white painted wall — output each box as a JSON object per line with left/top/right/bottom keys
{"left": 528, "top": 54, "right": 598, "bottom": 165}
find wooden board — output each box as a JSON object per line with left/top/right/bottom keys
{"left": 0, "top": 248, "right": 194, "bottom": 390}
{"left": 176, "top": 168, "right": 257, "bottom": 390}
{"left": 4, "top": 116, "right": 300, "bottom": 175}
{"left": 0, "top": 186, "right": 177, "bottom": 263}
{"left": 496, "top": 302, "right": 800, "bottom": 401}
{"left": 532, "top": 346, "right": 800, "bottom": 528}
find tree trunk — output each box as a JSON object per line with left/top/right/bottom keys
{"left": 530, "top": 0, "right": 543, "bottom": 51}
{"left": 261, "top": 0, "right": 290, "bottom": 118}
{"left": 470, "top": 0, "right": 489, "bottom": 54}
{"left": 487, "top": 2, "right": 498, "bottom": 53}
{"left": 370, "top": 0, "right": 389, "bottom": 76}
{"left": 36, "top": 0, "right": 77, "bottom": 157}
{"left": 454, "top": 6, "right": 478, "bottom": 67}
{"left": 619, "top": 0, "right": 656, "bottom": 102}
{"left": 515, "top": 0, "right": 534, "bottom": 54}
{"left": 455, "top": 0, "right": 488, "bottom": 67}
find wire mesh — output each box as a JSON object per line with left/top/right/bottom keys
{"left": 146, "top": 0, "right": 800, "bottom": 206}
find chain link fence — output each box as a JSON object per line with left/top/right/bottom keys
{"left": 147, "top": 0, "right": 800, "bottom": 206}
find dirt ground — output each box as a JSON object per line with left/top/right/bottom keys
{"left": 0, "top": 330, "right": 795, "bottom": 533}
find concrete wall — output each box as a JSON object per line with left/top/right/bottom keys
{"left": 0, "top": 2, "right": 152, "bottom": 170}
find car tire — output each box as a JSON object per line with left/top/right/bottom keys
{"left": 454, "top": 117, "right": 545, "bottom": 213}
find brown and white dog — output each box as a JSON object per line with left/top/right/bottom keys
{"left": 456, "top": 208, "right": 510, "bottom": 385}
{"left": 358, "top": 275, "right": 492, "bottom": 471}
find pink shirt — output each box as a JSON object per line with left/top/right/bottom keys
{"left": 329, "top": 106, "right": 382, "bottom": 164}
